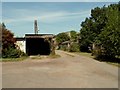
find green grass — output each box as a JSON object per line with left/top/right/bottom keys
{"left": 75, "top": 52, "right": 94, "bottom": 58}
{"left": 94, "top": 56, "right": 120, "bottom": 67}
{"left": 73, "top": 52, "right": 120, "bottom": 67}
{"left": 107, "top": 62, "right": 120, "bottom": 67}
{"left": 1, "top": 56, "right": 28, "bottom": 62}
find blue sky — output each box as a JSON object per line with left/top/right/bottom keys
{"left": 2, "top": 2, "right": 118, "bottom": 37}
{"left": 2, "top": 0, "right": 120, "bottom": 2}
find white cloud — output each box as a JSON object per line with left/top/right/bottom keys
{"left": 3, "top": 9, "right": 91, "bottom": 24}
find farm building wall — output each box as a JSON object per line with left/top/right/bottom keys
{"left": 15, "top": 40, "right": 26, "bottom": 53}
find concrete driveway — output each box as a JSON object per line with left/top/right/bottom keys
{"left": 2, "top": 50, "right": 118, "bottom": 88}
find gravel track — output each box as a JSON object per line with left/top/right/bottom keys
{"left": 2, "top": 50, "right": 118, "bottom": 88}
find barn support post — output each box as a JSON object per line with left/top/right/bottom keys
{"left": 50, "top": 39, "right": 55, "bottom": 55}
{"left": 44, "top": 37, "right": 55, "bottom": 55}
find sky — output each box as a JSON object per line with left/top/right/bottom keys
{"left": 1, "top": 0, "right": 120, "bottom": 2}
{"left": 2, "top": 1, "right": 119, "bottom": 37}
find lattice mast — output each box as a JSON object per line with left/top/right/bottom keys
{"left": 34, "top": 20, "right": 39, "bottom": 34}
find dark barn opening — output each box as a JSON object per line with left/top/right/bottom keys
{"left": 26, "top": 38, "right": 51, "bottom": 56}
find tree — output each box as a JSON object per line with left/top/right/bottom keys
{"left": 95, "top": 3, "right": 120, "bottom": 58}
{"left": 79, "top": 2, "right": 120, "bottom": 59}
{"left": 1, "top": 23, "right": 26, "bottom": 58}
{"left": 0, "top": 24, "right": 2, "bottom": 57}
{"left": 2, "top": 23, "right": 16, "bottom": 50}
{"left": 79, "top": 6, "right": 108, "bottom": 52}
{"left": 69, "top": 42, "right": 79, "bottom": 52}
{"left": 80, "top": 18, "right": 96, "bottom": 52}
{"left": 70, "top": 30, "right": 77, "bottom": 41}
{"left": 56, "top": 32, "right": 70, "bottom": 44}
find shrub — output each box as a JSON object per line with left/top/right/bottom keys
{"left": 92, "top": 47, "right": 116, "bottom": 61}
{"left": 60, "top": 45, "right": 68, "bottom": 51}
{"left": 69, "top": 43, "right": 79, "bottom": 52}
{"left": 2, "top": 47, "right": 26, "bottom": 58}
{"left": 92, "top": 48, "right": 103, "bottom": 59}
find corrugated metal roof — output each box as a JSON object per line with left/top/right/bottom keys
{"left": 25, "top": 34, "right": 54, "bottom": 38}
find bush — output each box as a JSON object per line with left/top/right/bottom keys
{"left": 80, "top": 45, "right": 89, "bottom": 52}
{"left": 92, "top": 48, "right": 103, "bottom": 59}
{"left": 69, "top": 43, "right": 79, "bottom": 52}
{"left": 92, "top": 47, "right": 116, "bottom": 60}
{"left": 59, "top": 45, "right": 68, "bottom": 51}
{"left": 2, "top": 47, "right": 26, "bottom": 58}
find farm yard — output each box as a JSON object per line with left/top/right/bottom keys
{"left": 2, "top": 50, "right": 118, "bottom": 88}
{"left": 1, "top": 1, "right": 120, "bottom": 89}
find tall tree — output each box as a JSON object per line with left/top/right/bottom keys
{"left": 95, "top": 3, "right": 120, "bottom": 57}
{"left": 0, "top": 24, "right": 2, "bottom": 57}
{"left": 2, "top": 23, "right": 15, "bottom": 50}
{"left": 1, "top": 23, "right": 19, "bottom": 58}
{"left": 79, "top": 2, "right": 120, "bottom": 58}
{"left": 80, "top": 18, "right": 97, "bottom": 52}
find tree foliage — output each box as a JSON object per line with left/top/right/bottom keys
{"left": 56, "top": 32, "right": 70, "bottom": 44}
{"left": 2, "top": 23, "right": 16, "bottom": 50}
{"left": 95, "top": 3, "right": 120, "bottom": 58}
{"left": 79, "top": 3, "right": 120, "bottom": 58}
{"left": 70, "top": 30, "right": 78, "bottom": 41}
{"left": 0, "top": 24, "right": 2, "bottom": 57}
{"left": 69, "top": 42, "right": 79, "bottom": 52}
{"left": 1, "top": 23, "right": 26, "bottom": 58}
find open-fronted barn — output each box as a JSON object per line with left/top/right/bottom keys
{"left": 15, "top": 20, "right": 55, "bottom": 56}
{"left": 15, "top": 34, "right": 55, "bottom": 56}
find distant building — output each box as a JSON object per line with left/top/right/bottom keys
{"left": 60, "top": 31, "right": 80, "bottom": 49}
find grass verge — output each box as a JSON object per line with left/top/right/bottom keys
{"left": 1, "top": 56, "right": 28, "bottom": 62}
{"left": 94, "top": 56, "right": 120, "bottom": 67}
{"left": 106, "top": 62, "right": 120, "bottom": 67}
{"left": 73, "top": 52, "right": 120, "bottom": 67}
{"left": 75, "top": 52, "right": 94, "bottom": 58}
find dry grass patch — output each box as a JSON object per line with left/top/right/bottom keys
{"left": 30, "top": 54, "right": 61, "bottom": 60}
{"left": 1, "top": 56, "right": 28, "bottom": 62}
{"left": 49, "top": 54, "right": 61, "bottom": 59}
{"left": 65, "top": 53, "right": 75, "bottom": 57}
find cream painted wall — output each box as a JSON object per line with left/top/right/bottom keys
{"left": 15, "top": 40, "right": 26, "bottom": 53}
